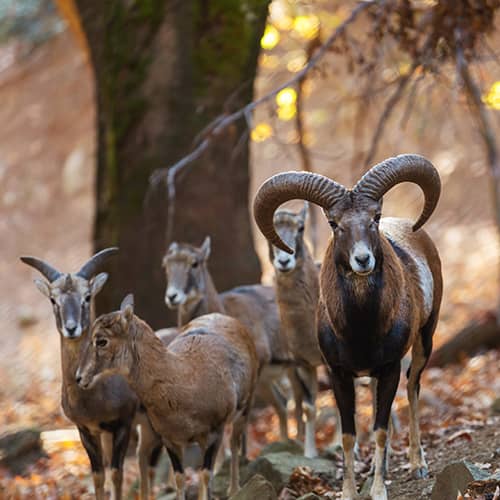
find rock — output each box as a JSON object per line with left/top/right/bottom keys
{"left": 0, "top": 428, "right": 46, "bottom": 475}
{"left": 297, "top": 494, "right": 322, "bottom": 500}
{"left": 319, "top": 443, "right": 343, "bottom": 461}
{"left": 431, "top": 460, "right": 491, "bottom": 500}
{"left": 214, "top": 451, "right": 335, "bottom": 498}
{"left": 213, "top": 456, "right": 251, "bottom": 499}
{"left": 260, "top": 440, "right": 304, "bottom": 456}
{"left": 157, "top": 483, "right": 198, "bottom": 500}
{"left": 246, "top": 452, "right": 335, "bottom": 494}
{"left": 229, "top": 474, "right": 277, "bottom": 500}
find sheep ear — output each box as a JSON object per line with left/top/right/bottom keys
{"left": 167, "top": 242, "right": 178, "bottom": 254}
{"left": 90, "top": 273, "right": 108, "bottom": 296}
{"left": 34, "top": 278, "right": 51, "bottom": 298}
{"left": 120, "top": 294, "right": 134, "bottom": 321}
{"left": 200, "top": 236, "right": 211, "bottom": 261}
{"left": 300, "top": 202, "right": 309, "bottom": 222}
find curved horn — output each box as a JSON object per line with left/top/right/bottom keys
{"left": 254, "top": 171, "right": 347, "bottom": 253}
{"left": 20, "top": 256, "right": 62, "bottom": 282}
{"left": 77, "top": 247, "right": 119, "bottom": 279}
{"left": 353, "top": 154, "right": 441, "bottom": 231}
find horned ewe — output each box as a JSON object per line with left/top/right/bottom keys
{"left": 254, "top": 154, "right": 443, "bottom": 500}
{"left": 20, "top": 250, "right": 160, "bottom": 500}
{"left": 269, "top": 204, "right": 322, "bottom": 458}
{"left": 76, "top": 298, "right": 258, "bottom": 500}
{"left": 162, "top": 237, "right": 292, "bottom": 441}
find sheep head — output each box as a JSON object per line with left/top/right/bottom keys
{"left": 254, "top": 154, "right": 440, "bottom": 276}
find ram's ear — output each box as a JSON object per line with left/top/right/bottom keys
{"left": 90, "top": 273, "right": 108, "bottom": 296}
{"left": 200, "top": 236, "right": 211, "bottom": 261}
{"left": 167, "top": 242, "right": 178, "bottom": 254}
{"left": 120, "top": 294, "right": 134, "bottom": 322}
{"left": 34, "top": 278, "right": 51, "bottom": 298}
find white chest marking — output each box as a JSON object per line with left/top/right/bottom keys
{"left": 415, "top": 259, "right": 434, "bottom": 319}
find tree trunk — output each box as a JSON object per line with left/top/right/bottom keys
{"left": 74, "top": 0, "right": 269, "bottom": 328}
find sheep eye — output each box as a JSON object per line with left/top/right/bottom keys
{"left": 50, "top": 297, "right": 56, "bottom": 305}
{"left": 298, "top": 226, "right": 304, "bottom": 233}
{"left": 328, "top": 220, "right": 338, "bottom": 230}
{"left": 192, "top": 261, "right": 198, "bottom": 268}
{"left": 374, "top": 214, "right": 381, "bottom": 223}
{"left": 96, "top": 338, "right": 108, "bottom": 348}
{"left": 84, "top": 295, "right": 91, "bottom": 303}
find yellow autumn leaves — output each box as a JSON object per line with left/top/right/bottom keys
{"left": 484, "top": 82, "right": 500, "bottom": 110}
{"left": 251, "top": 87, "right": 298, "bottom": 142}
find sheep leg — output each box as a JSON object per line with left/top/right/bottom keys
{"left": 148, "top": 443, "right": 163, "bottom": 495}
{"left": 227, "top": 412, "right": 249, "bottom": 498}
{"left": 166, "top": 445, "right": 185, "bottom": 500}
{"left": 368, "top": 378, "right": 393, "bottom": 474}
{"left": 109, "top": 420, "right": 133, "bottom": 500}
{"left": 268, "top": 381, "right": 289, "bottom": 440}
{"left": 329, "top": 369, "right": 358, "bottom": 500}
{"left": 288, "top": 367, "right": 305, "bottom": 442}
{"left": 137, "top": 414, "right": 163, "bottom": 499}
{"left": 296, "top": 365, "right": 318, "bottom": 458}
{"left": 407, "top": 337, "right": 430, "bottom": 479}
{"left": 78, "top": 427, "right": 105, "bottom": 500}
{"left": 370, "top": 362, "right": 401, "bottom": 500}
{"left": 200, "top": 432, "right": 224, "bottom": 500}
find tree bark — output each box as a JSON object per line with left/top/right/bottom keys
{"left": 74, "top": 0, "right": 269, "bottom": 328}
{"left": 428, "top": 311, "right": 500, "bottom": 368}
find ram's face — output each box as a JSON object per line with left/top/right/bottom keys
{"left": 34, "top": 273, "right": 108, "bottom": 339}
{"left": 76, "top": 312, "right": 131, "bottom": 389}
{"left": 327, "top": 199, "right": 382, "bottom": 276}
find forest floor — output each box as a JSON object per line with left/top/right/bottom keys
{"left": 1, "top": 26, "right": 500, "bottom": 500}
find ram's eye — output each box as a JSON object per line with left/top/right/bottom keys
{"left": 328, "top": 220, "right": 338, "bottom": 230}
{"left": 192, "top": 261, "right": 198, "bottom": 268}
{"left": 374, "top": 213, "right": 381, "bottom": 223}
{"left": 84, "top": 295, "right": 91, "bottom": 303}
{"left": 50, "top": 297, "right": 56, "bottom": 305}
{"left": 95, "top": 338, "right": 108, "bottom": 348}
{"left": 298, "top": 226, "right": 304, "bottom": 233}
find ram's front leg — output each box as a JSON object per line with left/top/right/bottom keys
{"left": 371, "top": 362, "right": 401, "bottom": 500}
{"left": 329, "top": 368, "right": 358, "bottom": 500}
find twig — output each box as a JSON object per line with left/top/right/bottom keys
{"left": 364, "top": 62, "right": 417, "bottom": 166}
{"left": 295, "top": 35, "right": 321, "bottom": 258}
{"left": 148, "top": 0, "right": 375, "bottom": 243}
{"left": 399, "top": 71, "right": 424, "bottom": 130}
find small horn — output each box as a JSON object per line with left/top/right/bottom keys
{"left": 20, "top": 256, "right": 62, "bottom": 282}
{"left": 65, "top": 274, "right": 73, "bottom": 289}
{"left": 254, "top": 171, "right": 347, "bottom": 253}
{"left": 353, "top": 154, "right": 441, "bottom": 231}
{"left": 77, "top": 247, "right": 119, "bottom": 279}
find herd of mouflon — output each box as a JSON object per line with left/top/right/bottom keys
{"left": 21, "top": 154, "right": 442, "bottom": 500}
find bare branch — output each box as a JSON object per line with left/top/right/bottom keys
{"left": 148, "top": 0, "right": 375, "bottom": 243}
{"left": 295, "top": 35, "right": 321, "bottom": 257}
{"left": 364, "top": 63, "right": 417, "bottom": 166}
